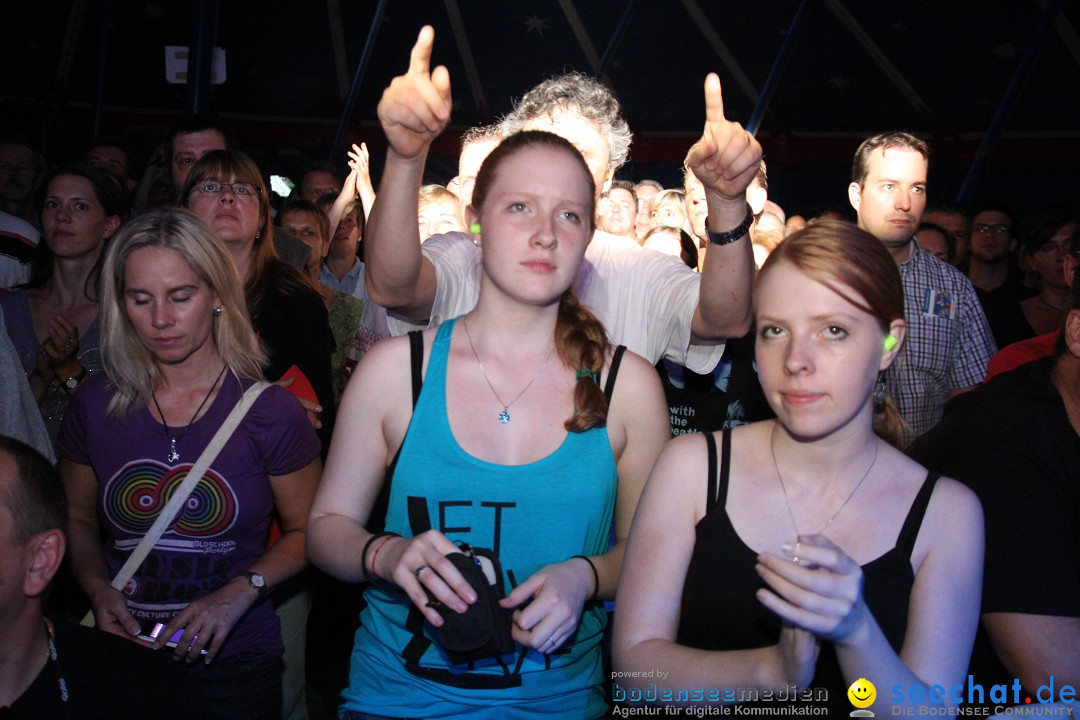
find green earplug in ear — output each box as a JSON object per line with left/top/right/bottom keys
{"left": 469, "top": 222, "right": 481, "bottom": 234}
{"left": 883, "top": 335, "right": 899, "bottom": 352}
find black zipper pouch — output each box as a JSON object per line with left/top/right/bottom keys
{"left": 426, "top": 544, "right": 515, "bottom": 664}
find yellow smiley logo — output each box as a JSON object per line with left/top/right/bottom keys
{"left": 847, "top": 678, "right": 876, "bottom": 709}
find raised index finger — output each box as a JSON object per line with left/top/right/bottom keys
{"left": 408, "top": 25, "right": 436, "bottom": 75}
{"left": 703, "top": 72, "right": 726, "bottom": 125}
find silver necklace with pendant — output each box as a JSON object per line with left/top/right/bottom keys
{"left": 770, "top": 425, "right": 878, "bottom": 561}
{"left": 151, "top": 365, "right": 227, "bottom": 463}
{"left": 462, "top": 318, "right": 554, "bottom": 424}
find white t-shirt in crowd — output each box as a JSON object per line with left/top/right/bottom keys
{"left": 386, "top": 230, "right": 725, "bottom": 373}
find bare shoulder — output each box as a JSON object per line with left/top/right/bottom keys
{"left": 889, "top": 448, "right": 984, "bottom": 570}
{"left": 605, "top": 348, "right": 662, "bottom": 398}
{"left": 924, "top": 474, "right": 983, "bottom": 526}
{"left": 878, "top": 443, "right": 981, "bottom": 517}
{"left": 605, "top": 349, "right": 667, "bottom": 433}
{"left": 649, "top": 431, "right": 711, "bottom": 494}
{"left": 337, "top": 333, "right": 417, "bottom": 422}
{"left": 348, "top": 333, "right": 411, "bottom": 384}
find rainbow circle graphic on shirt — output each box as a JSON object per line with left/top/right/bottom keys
{"left": 103, "top": 460, "right": 238, "bottom": 538}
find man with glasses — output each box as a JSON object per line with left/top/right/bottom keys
{"left": 986, "top": 218, "right": 1080, "bottom": 379}
{"left": 0, "top": 140, "right": 46, "bottom": 227}
{"left": 967, "top": 205, "right": 1035, "bottom": 349}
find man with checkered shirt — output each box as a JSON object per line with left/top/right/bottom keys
{"left": 847, "top": 132, "right": 996, "bottom": 442}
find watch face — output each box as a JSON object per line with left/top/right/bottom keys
{"left": 249, "top": 573, "right": 266, "bottom": 589}
{"left": 65, "top": 377, "right": 79, "bottom": 389}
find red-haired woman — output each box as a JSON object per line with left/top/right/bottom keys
{"left": 308, "top": 131, "right": 669, "bottom": 719}
{"left": 613, "top": 221, "right": 984, "bottom": 717}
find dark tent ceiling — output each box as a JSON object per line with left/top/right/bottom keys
{"left": 4, "top": 0, "right": 1079, "bottom": 211}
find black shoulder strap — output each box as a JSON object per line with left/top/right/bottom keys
{"left": 704, "top": 432, "right": 719, "bottom": 513}
{"left": 896, "top": 472, "right": 940, "bottom": 558}
{"left": 408, "top": 330, "right": 424, "bottom": 408}
{"left": 721, "top": 427, "right": 733, "bottom": 486}
{"left": 372, "top": 332, "right": 425, "bottom": 533}
{"left": 707, "top": 428, "right": 734, "bottom": 512}
{"left": 602, "top": 345, "right": 627, "bottom": 403}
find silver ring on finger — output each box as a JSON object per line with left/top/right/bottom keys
{"left": 414, "top": 564, "right": 429, "bottom": 579}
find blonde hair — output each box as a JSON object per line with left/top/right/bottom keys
{"left": 649, "top": 189, "right": 689, "bottom": 229}
{"left": 99, "top": 209, "right": 266, "bottom": 418}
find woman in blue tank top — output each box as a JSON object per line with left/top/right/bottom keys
{"left": 613, "top": 222, "right": 985, "bottom": 716}
{"left": 308, "top": 129, "right": 669, "bottom": 719}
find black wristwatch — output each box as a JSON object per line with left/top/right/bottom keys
{"left": 241, "top": 571, "right": 268, "bottom": 596}
{"left": 64, "top": 366, "right": 88, "bottom": 390}
{"left": 705, "top": 202, "right": 754, "bottom": 246}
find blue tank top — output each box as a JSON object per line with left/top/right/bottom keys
{"left": 343, "top": 317, "right": 618, "bottom": 720}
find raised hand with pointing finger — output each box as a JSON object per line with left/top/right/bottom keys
{"left": 377, "top": 25, "right": 453, "bottom": 161}
{"left": 685, "top": 73, "right": 762, "bottom": 202}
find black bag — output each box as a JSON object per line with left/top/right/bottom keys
{"left": 426, "top": 544, "right": 515, "bottom": 664}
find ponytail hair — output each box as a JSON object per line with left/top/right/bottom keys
{"left": 555, "top": 290, "right": 612, "bottom": 432}
{"left": 470, "top": 129, "right": 608, "bottom": 431}
{"left": 873, "top": 387, "right": 907, "bottom": 450}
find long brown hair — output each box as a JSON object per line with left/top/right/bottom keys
{"left": 471, "top": 130, "right": 612, "bottom": 432}
{"left": 181, "top": 149, "right": 317, "bottom": 322}
{"left": 24, "top": 162, "right": 128, "bottom": 299}
{"left": 758, "top": 220, "right": 908, "bottom": 446}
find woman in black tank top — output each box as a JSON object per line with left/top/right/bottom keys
{"left": 613, "top": 222, "right": 984, "bottom": 717}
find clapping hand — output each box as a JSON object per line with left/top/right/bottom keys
{"left": 755, "top": 534, "right": 869, "bottom": 646}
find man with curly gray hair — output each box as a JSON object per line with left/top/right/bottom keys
{"left": 366, "top": 26, "right": 759, "bottom": 372}
{"left": 500, "top": 71, "right": 632, "bottom": 176}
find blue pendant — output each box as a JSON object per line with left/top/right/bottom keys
{"left": 498, "top": 410, "right": 510, "bottom": 424}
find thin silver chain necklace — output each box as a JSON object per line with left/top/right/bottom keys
{"left": 462, "top": 317, "right": 555, "bottom": 424}
{"left": 151, "top": 365, "right": 228, "bottom": 463}
{"left": 770, "top": 425, "right": 878, "bottom": 540}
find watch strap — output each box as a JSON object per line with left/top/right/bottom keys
{"left": 64, "top": 365, "right": 88, "bottom": 388}
{"left": 242, "top": 571, "right": 267, "bottom": 595}
{"left": 705, "top": 202, "right": 754, "bottom": 246}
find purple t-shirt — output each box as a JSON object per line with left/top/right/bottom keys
{"left": 58, "top": 373, "right": 320, "bottom": 659}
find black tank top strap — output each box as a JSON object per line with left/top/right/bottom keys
{"left": 375, "top": 331, "right": 425, "bottom": 533}
{"left": 603, "top": 345, "right": 628, "bottom": 403}
{"left": 896, "top": 472, "right": 940, "bottom": 559}
{"left": 703, "top": 428, "right": 733, "bottom": 514}
{"left": 704, "top": 432, "right": 718, "bottom": 514}
{"left": 408, "top": 330, "right": 424, "bottom": 408}
{"left": 720, "top": 428, "right": 732, "bottom": 493}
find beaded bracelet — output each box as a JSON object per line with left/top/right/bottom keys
{"left": 361, "top": 532, "right": 400, "bottom": 583}
{"left": 572, "top": 554, "right": 600, "bottom": 603}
